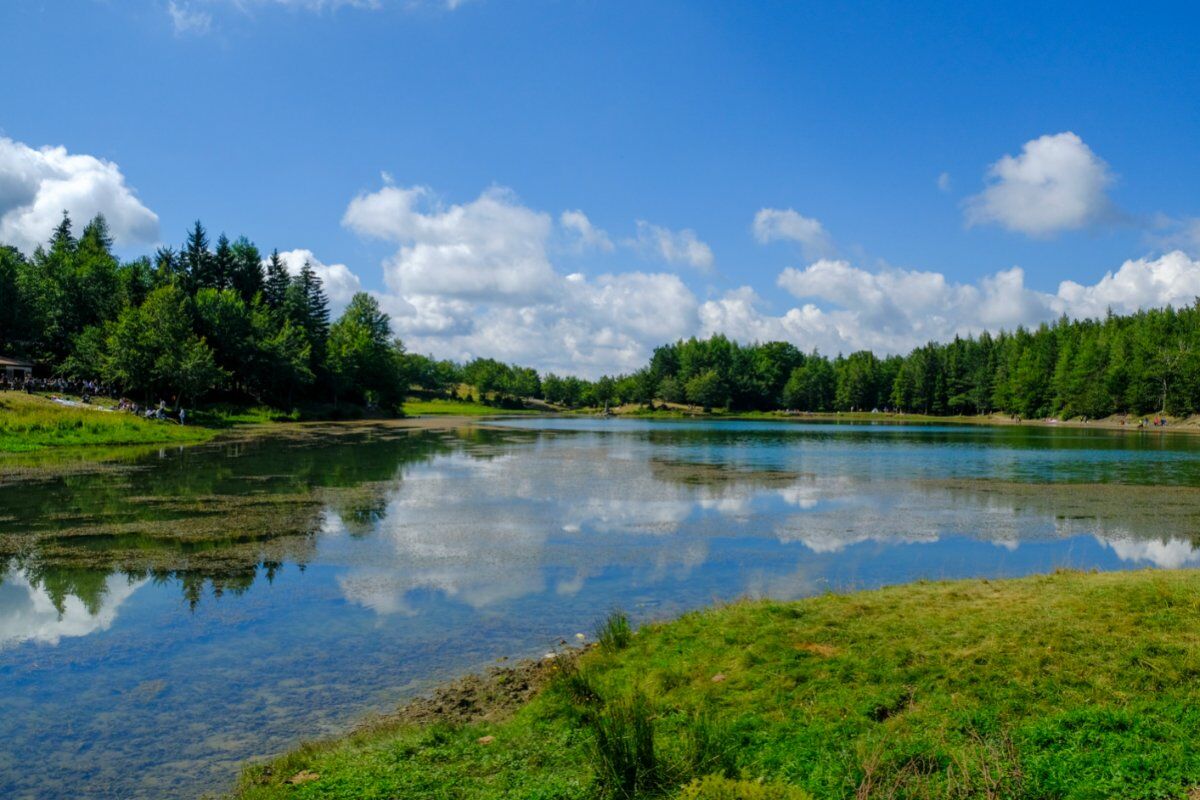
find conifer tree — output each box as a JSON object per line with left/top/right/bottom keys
{"left": 264, "top": 249, "right": 290, "bottom": 311}
{"left": 212, "top": 233, "right": 235, "bottom": 291}
{"left": 229, "top": 236, "right": 264, "bottom": 302}
{"left": 182, "top": 220, "right": 212, "bottom": 292}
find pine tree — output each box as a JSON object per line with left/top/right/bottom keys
{"left": 300, "top": 259, "right": 329, "bottom": 341}
{"left": 154, "top": 246, "right": 180, "bottom": 288}
{"left": 284, "top": 260, "right": 330, "bottom": 371}
{"left": 182, "top": 220, "right": 213, "bottom": 293}
{"left": 212, "top": 234, "right": 234, "bottom": 291}
{"left": 49, "top": 210, "right": 77, "bottom": 257}
{"left": 229, "top": 236, "right": 264, "bottom": 303}
{"left": 264, "top": 249, "right": 291, "bottom": 311}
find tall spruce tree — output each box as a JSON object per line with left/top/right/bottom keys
{"left": 182, "top": 220, "right": 212, "bottom": 293}
{"left": 212, "top": 234, "right": 235, "bottom": 291}
{"left": 229, "top": 236, "right": 264, "bottom": 303}
{"left": 264, "top": 249, "right": 290, "bottom": 311}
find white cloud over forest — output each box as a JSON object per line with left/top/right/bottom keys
{"left": 0, "top": 137, "right": 159, "bottom": 255}
{"left": 272, "top": 248, "right": 363, "bottom": 315}
{"left": 333, "top": 179, "right": 1200, "bottom": 376}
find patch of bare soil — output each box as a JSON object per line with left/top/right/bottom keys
{"left": 364, "top": 648, "right": 588, "bottom": 730}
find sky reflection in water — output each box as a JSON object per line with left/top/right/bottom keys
{"left": 1, "top": 419, "right": 1199, "bottom": 798}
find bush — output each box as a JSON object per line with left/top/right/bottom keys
{"left": 589, "top": 689, "right": 662, "bottom": 799}
{"left": 676, "top": 775, "right": 812, "bottom": 800}
{"left": 597, "top": 610, "right": 633, "bottom": 653}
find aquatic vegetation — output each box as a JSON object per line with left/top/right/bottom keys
{"left": 234, "top": 570, "right": 1200, "bottom": 799}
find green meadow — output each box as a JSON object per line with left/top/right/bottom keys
{"left": 234, "top": 569, "right": 1200, "bottom": 800}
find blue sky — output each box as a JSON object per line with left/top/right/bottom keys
{"left": 3, "top": 1, "right": 1200, "bottom": 375}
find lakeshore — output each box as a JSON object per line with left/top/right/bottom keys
{"left": 5, "top": 388, "right": 1199, "bottom": 458}
{"left": 4, "top": 416, "right": 1200, "bottom": 798}
{"left": 234, "top": 569, "right": 1200, "bottom": 800}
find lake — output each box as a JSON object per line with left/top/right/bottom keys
{"left": 2, "top": 418, "right": 1198, "bottom": 799}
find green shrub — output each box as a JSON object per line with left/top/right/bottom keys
{"left": 597, "top": 609, "right": 633, "bottom": 652}
{"left": 589, "top": 688, "right": 662, "bottom": 799}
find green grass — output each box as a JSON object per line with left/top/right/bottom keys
{"left": 233, "top": 569, "right": 1200, "bottom": 800}
{"left": 0, "top": 392, "right": 217, "bottom": 452}
{"left": 402, "top": 398, "right": 541, "bottom": 416}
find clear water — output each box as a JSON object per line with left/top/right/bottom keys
{"left": 2, "top": 418, "right": 1199, "bottom": 799}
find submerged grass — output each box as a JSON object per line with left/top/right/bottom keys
{"left": 233, "top": 570, "right": 1200, "bottom": 800}
{"left": 0, "top": 392, "right": 216, "bottom": 452}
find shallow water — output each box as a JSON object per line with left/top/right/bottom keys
{"left": 1, "top": 418, "right": 1199, "bottom": 798}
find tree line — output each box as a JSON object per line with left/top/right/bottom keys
{"left": 0, "top": 213, "right": 403, "bottom": 410}
{"left": 3, "top": 212, "right": 1199, "bottom": 418}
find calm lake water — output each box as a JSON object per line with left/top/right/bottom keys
{"left": 2, "top": 418, "right": 1199, "bottom": 799}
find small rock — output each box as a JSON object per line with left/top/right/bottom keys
{"left": 575, "top": 633, "right": 586, "bottom": 641}
{"left": 287, "top": 770, "right": 320, "bottom": 785}
{"left": 543, "top": 652, "right": 558, "bottom": 660}
{"left": 477, "top": 735, "right": 496, "bottom": 745}
{"left": 711, "top": 673, "right": 726, "bottom": 683}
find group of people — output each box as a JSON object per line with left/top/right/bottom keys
{"left": 0, "top": 375, "right": 117, "bottom": 397}
{"left": 114, "top": 398, "right": 188, "bottom": 425}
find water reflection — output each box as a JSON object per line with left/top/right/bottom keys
{"left": 0, "top": 569, "right": 146, "bottom": 646}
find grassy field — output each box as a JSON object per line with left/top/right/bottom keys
{"left": 402, "top": 398, "right": 542, "bottom": 416}
{"left": 0, "top": 392, "right": 218, "bottom": 452}
{"left": 234, "top": 569, "right": 1200, "bottom": 800}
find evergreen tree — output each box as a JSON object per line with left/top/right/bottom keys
{"left": 212, "top": 233, "right": 235, "bottom": 291}
{"left": 182, "top": 220, "right": 213, "bottom": 292}
{"left": 229, "top": 237, "right": 264, "bottom": 302}
{"left": 264, "top": 249, "right": 291, "bottom": 311}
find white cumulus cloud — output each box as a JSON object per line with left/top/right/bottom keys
{"left": 337, "top": 179, "right": 1200, "bottom": 376}
{"left": 344, "top": 182, "right": 698, "bottom": 375}
{"left": 344, "top": 185, "right": 558, "bottom": 302}
{"left": 965, "top": 132, "right": 1115, "bottom": 236}
{"left": 752, "top": 208, "right": 832, "bottom": 258}
{"left": 0, "top": 137, "right": 159, "bottom": 256}
{"left": 699, "top": 250, "right": 1200, "bottom": 357}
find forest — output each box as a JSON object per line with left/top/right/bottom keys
{"left": 2, "top": 212, "right": 1199, "bottom": 418}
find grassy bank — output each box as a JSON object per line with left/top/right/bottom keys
{"left": 0, "top": 392, "right": 218, "bottom": 452}
{"left": 402, "top": 398, "right": 542, "bottom": 416}
{"left": 235, "top": 569, "right": 1200, "bottom": 800}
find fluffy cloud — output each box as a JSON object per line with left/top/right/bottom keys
{"left": 699, "top": 250, "right": 1200, "bottom": 357}
{"left": 560, "top": 209, "right": 613, "bottom": 252}
{"left": 752, "top": 208, "right": 832, "bottom": 258}
{"left": 965, "top": 132, "right": 1115, "bottom": 236}
{"left": 632, "top": 221, "right": 715, "bottom": 271}
{"left": 391, "top": 270, "right": 697, "bottom": 376}
{"left": 0, "top": 137, "right": 159, "bottom": 256}
{"left": 273, "top": 248, "right": 362, "bottom": 315}
{"left": 344, "top": 185, "right": 558, "bottom": 302}
{"left": 343, "top": 183, "right": 699, "bottom": 375}
{"left": 340, "top": 179, "right": 1200, "bottom": 375}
